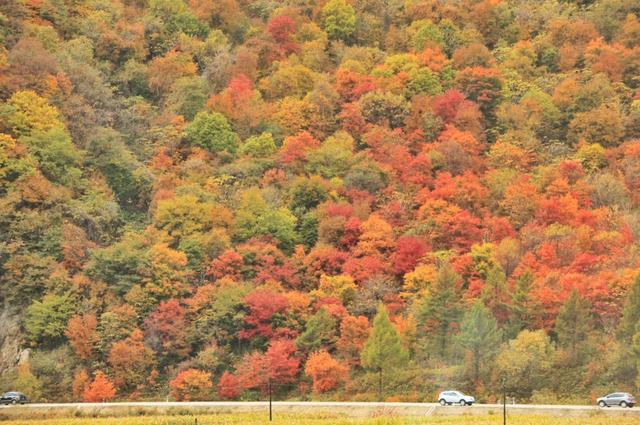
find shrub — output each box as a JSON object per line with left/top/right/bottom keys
{"left": 169, "top": 369, "right": 212, "bottom": 401}
{"left": 83, "top": 371, "right": 116, "bottom": 402}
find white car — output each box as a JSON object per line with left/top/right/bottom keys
{"left": 438, "top": 390, "right": 475, "bottom": 406}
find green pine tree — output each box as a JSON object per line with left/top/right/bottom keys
{"left": 457, "top": 301, "right": 501, "bottom": 385}
{"left": 417, "top": 265, "right": 462, "bottom": 358}
{"left": 554, "top": 289, "right": 593, "bottom": 362}
{"left": 631, "top": 325, "right": 640, "bottom": 389}
{"left": 361, "top": 303, "right": 408, "bottom": 400}
{"left": 505, "top": 271, "right": 534, "bottom": 339}
{"left": 296, "top": 307, "right": 337, "bottom": 352}
{"left": 481, "top": 265, "right": 509, "bottom": 322}
{"left": 618, "top": 275, "right": 640, "bottom": 342}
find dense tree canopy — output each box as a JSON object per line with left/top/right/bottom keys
{"left": 1, "top": 0, "right": 640, "bottom": 405}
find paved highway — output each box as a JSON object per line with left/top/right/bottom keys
{"left": 1, "top": 401, "right": 639, "bottom": 417}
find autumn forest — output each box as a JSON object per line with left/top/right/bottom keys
{"left": 1, "top": 0, "right": 640, "bottom": 405}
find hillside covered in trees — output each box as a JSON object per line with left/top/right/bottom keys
{"left": 1, "top": 0, "right": 640, "bottom": 404}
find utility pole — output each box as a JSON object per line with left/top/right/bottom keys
{"left": 268, "top": 378, "right": 273, "bottom": 422}
{"left": 502, "top": 377, "right": 507, "bottom": 425}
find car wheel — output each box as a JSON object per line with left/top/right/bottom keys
{"left": 598, "top": 401, "right": 606, "bottom": 408}
{"left": 460, "top": 400, "right": 466, "bottom": 406}
{"left": 11, "top": 400, "right": 16, "bottom": 405}
{"left": 621, "top": 401, "right": 628, "bottom": 408}
{"left": 439, "top": 399, "right": 447, "bottom": 406}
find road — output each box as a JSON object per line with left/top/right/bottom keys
{"left": 1, "top": 401, "right": 639, "bottom": 417}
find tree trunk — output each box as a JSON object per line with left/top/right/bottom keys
{"left": 474, "top": 347, "right": 480, "bottom": 384}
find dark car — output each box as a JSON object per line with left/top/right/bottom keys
{"left": 597, "top": 392, "right": 636, "bottom": 408}
{"left": 0, "top": 392, "right": 27, "bottom": 405}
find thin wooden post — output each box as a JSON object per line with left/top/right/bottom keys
{"left": 269, "top": 378, "right": 273, "bottom": 422}
{"left": 502, "top": 377, "right": 507, "bottom": 425}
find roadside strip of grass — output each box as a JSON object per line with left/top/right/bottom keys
{"left": 3, "top": 413, "right": 640, "bottom": 425}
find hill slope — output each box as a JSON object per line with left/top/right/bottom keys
{"left": 1, "top": 0, "right": 640, "bottom": 404}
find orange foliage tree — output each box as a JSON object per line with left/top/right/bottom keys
{"left": 236, "top": 339, "right": 301, "bottom": 393}
{"left": 336, "top": 315, "right": 370, "bottom": 366}
{"left": 65, "top": 313, "right": 98, "bottom": 360}
{"left": 83, "top": 372, "right": 116, "bottom": 402}
{"left": 169, "top": 369, "right": 213, "bottom": 401}
{"left": 304, "top": 351, "right": 349, "bottom": 393}
{"left": 72, "top": 369, "right": 90, "bottom": 401}
{"left": 216, "top": 371, "right": 241, "bottom": 400}
{"left": 107, "top": 330, "right": 155, "bottom": 393}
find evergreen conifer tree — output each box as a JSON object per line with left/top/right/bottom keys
{"left": 361, "top": 304, "right": 408, "bottom": 400}
{"left": 554, "top": 289, "right": 593, "bottom": 361}
{"left": 457, "top": 301, "right": 501, "bottom": 384}
{"left": 618, "top": 275, "right": 640, "bottom": 342}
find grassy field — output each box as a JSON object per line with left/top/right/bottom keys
{"left": 2, "top": 414, "right": 640, "bottom": 425}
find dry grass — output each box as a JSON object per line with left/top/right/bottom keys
{"left": 2, "top": 414, "right": 640, "bottom": 425}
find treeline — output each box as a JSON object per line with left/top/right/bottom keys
{"left": 1, "top": 0, "right": 640, "bottom": 403}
